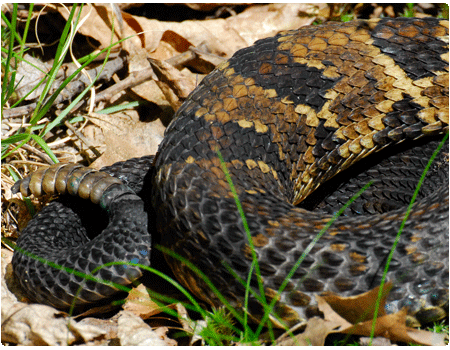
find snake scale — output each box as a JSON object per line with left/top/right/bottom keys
{"left": 12, "top": 18, "right": 449, "bottom": 327}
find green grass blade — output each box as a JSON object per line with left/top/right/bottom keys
{"left": 1, "top": 4, "right": 18, "bottom": 105}
{"left": 369, "top": 132, "right": 449, "bottom": 343}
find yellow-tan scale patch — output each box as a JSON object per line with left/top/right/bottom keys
{"left": 158, "top": 154, "right": 282, "bottom": 205}
{"left": 195, "top": 58, "right": 320, "bottom": 202}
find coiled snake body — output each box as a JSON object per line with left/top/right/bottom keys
{"left": 12, "top": 18, "right": 449, "bottom": 327}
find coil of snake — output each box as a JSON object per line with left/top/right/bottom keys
{"left": 12, "top": 17, "right": 449, "bottom": 328}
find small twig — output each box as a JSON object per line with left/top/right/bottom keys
{"left": 77, "top": 67, "right": 155, "bottom": 109}
{"left": 21, "top": 143, "right": 54, "bottom": 164}
{"left": 3, "top": 55, "right": 126, "bottom": 119}
{"left": 64, "top": 119, "right": 102, "bottom": 157}
{"left": 3, "top": 103, "right": 37, "bottom": 119}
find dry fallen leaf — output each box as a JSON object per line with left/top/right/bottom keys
{"left": 14, "top": 54, "right": 52, "bottom": 101}
{"left": 123, "top": 283, "right": 172, "bottom": 320}
{"left": 321, "top": 281, "right": 392, "bottom": 323}
{"left": 1, "top": 302, "right": 106, "bottom": 345}
{"left": 117, "top": 310, "right": 177, "bottom": 346}
{"left": 88, "top": 110, "right": 165, "bottom": 169}
{"left": 319, "top": 283, "right": 446, "bottom": 345}
{"left": 149, "top": 58, "right": 198, "bottom": 111}
{"left": 276, "top": 283, "right": 447, "bottom": 346}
